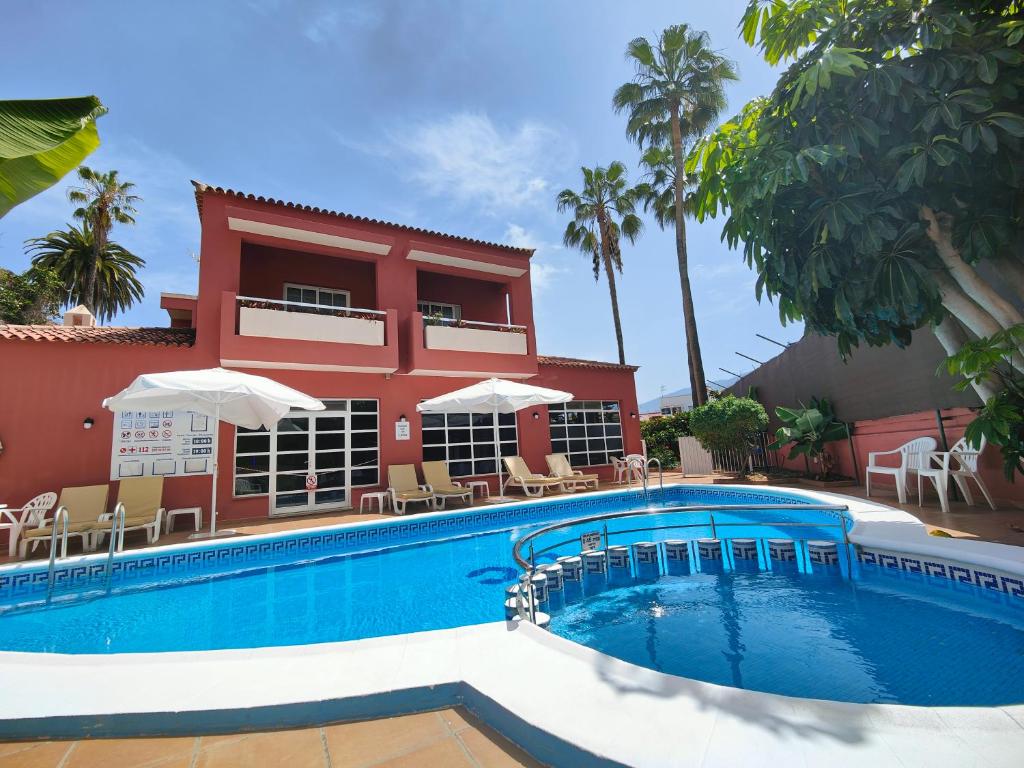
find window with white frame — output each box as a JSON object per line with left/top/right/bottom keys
{"left": 549, "top": 400, "right": 623, "bottom": 468}
{"left": 417, "top": 300, "right": 461, "bottom": 321}
{"left": 234, "top": 398, "right": 379, "bottom": 497}
{"left": 284, "top": 283, "right": 351, "bottom": 308}
{"left": 421, "top": 411, "right": 517, "bottom": 477}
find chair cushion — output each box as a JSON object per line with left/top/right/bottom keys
{"left": 22, "top": 522, "right": 100, "bottom": 539}
{"left": 396, "top": 490, "right": 433, "bottom": 500}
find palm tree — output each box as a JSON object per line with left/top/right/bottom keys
{"left": 613, "top": 25, "right": 737, "bottom": 406}
{"left": 26, "top": 223, "right": 145, "bottom": 322}
{"left": 67, "top": 167, "right": 140, "bottom": 314}
{"left": 556, "top": 162, "right": 643, "bottom": 365}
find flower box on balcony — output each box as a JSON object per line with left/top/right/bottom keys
{"left": 424, "top": 324, "right": 527, "bottom": 355}
{"left": 239, "top": 306, "right": 384, "bottom": 346}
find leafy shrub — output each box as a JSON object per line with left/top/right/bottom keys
{"left": 689, "top": 395, "right": 768, "bottom": 455}
{"left": 768, "top": 397, "right": 847, "bottom": 479}
{"left": 640, "top": 411, "right": 691, "bottom": 469}
{"left": 943, "top": 324, "right": 1024, "bottom": 481}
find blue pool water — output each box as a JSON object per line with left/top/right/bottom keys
{"left": 547, "top": 566, "right": 1024, "bottom": 706}
{"left": 0, "top": 487, "right": 1021, "bottom": 706}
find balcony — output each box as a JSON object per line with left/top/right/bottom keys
{"left": 423, "top": 317, "right": 528, "bottom": 355}
{"left": 407, "top": 311, "right": 537, "bottom": 379}
{"left": 220, "top": 291, "right": 399, "bottom": 373}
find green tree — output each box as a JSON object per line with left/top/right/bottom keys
{"left": 689, "top": 394, "right": 769, "bottom": 456}
{"left": 556, "top": 162, "right": 644, "bottom": 364}
{"left": 640, "top": 410, "right": 692, "bottom": 468}
{"left": 613, "top": 25, "right": 738, "bottom": 406}
{"left": 0, "top": 265, "right": 65, "bottom": 324}
{"left": 26, "top": 223, "right": 145, "bottom": 322}
{"left": 67, "top": 167, "right": 140, "bottom": 315}
{"left": 687, "top": 0, "right": 1024, "bottom": 385}
{"left": 0, "top": 97, "right": 106, "bottom": 218}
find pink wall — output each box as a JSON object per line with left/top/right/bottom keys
{"left": 416, "top": 270, "right": 507, "bottom": 324}
{"left": 239, "top": 244, "right": 378, "bottom": 310}
{"left": 0, "top": 342, "right": 642, "bottom": 535}
{"left": 777, "top": 408, "right": 1023, "bottom": 507}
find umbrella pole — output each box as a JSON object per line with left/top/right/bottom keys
{"left": 210, "top": 402, "right": 220, "bottom": 536}
{"left": 494, "top": 404, "right": 502, "bottom": 498}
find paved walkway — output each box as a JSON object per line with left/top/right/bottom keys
{"left": 0, "top": 708, "right": 541, "bottom": 768}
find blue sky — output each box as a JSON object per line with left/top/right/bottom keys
{"left": 1, "top": 0, "right": 804, "bottom": 402}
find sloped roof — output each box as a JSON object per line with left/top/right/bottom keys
{"left": 537, "top": 355, "right": 639, "bottom": 372}
{"left": 0, "top": 325, "right": 196, "bottom": 347}
{"left": 191, "top": 181, "right": 534, "bottom": 257}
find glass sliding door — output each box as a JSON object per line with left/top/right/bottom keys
{"left": 234, "top": 399, "right": 379, "bottom": 517}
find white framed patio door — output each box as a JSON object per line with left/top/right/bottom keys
{"left": 269, "top": 407, "right": 350, "bottom": 515}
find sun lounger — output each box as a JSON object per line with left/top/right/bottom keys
{"left": 546, "top": 453, "right": 599, "bottom": 491}
{"left": 387, "top": 464, "right": 436, "bottom": 515}
{"left": 421, "top": 461, "right": 473, "bottom": 509}
{"left": 502, "top": 456, "right": 567, "bottom": 497}
{"left": 95, "top": 476, "right": 165, "bottom": 548}
{"left": 19, "top": 485, "right": 109, "bottom": 557}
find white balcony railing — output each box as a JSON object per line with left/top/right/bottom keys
{"left": 423, "top": 317, "right": 528, "bottom": 355}
{"left": 237, "top": 295, "right": 386, "bottom": 346}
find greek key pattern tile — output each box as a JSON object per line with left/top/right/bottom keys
{"left": 0, "top": 485, "right": 819, "bottom": 605}
{"left": 858, "top": 547, "right": 1024, "bottom": 600}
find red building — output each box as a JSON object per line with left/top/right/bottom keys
{"left": 0, "top": 182, "right": 641, "bottom": 523}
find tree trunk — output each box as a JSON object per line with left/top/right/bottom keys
{"left": 933, "top": 270, "right": 1004, "bottom": 339}
{"left": 932, "top": 315, "right": 997, "bottom": 402}
{"left": 991, "top": 255, "right": 1024, "bottom": 301}
{"left": 598, "top": 213, "right": 626, "bottom": 365}
{"left": 921, "top": 205, "right": 1024, "bottom": 330}
{"left": 670, "top": 104, "right": 708, "bottom": 406}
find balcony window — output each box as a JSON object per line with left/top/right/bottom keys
{"left": 549, "top": 401, "right": 623, "bottom": 467}
{"left": 417, "top": 300, "right": 461, "bottom": 321}
{"left": 284, "top": 283, "right": 350, "bottom": 309}
{"left": 421, "top": 411, "right": 517, "bottom": 477}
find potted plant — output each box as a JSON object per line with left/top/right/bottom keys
{"left": 768, "top": 397, "right": 854, "bottom": 487}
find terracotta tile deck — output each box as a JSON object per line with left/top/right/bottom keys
{"left": 0, "top": 708, "right": 543, "bottom": 768}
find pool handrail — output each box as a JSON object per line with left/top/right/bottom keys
{"left": 511, "top": 502, "right": 852, "bottom": 624}
{"left": 512, "top": 502, "right": 851, "bottom": 571}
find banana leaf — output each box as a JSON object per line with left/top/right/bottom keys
{"left": 0, "top": 96, "right": 106, "bottom": 218}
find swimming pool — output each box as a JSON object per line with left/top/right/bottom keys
{"left": 546, "top": 565, "right": 1024, "bottom": 706}
{"left": 0, "top": 486, "right": 837, "bottom": 653}
{"left": 0, "top": 484, "right": 1022, "bottom": 709}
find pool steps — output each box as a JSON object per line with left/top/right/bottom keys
{"left": 507, "top": 537, "right": 842, "bottom": 619}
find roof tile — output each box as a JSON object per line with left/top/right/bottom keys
{"left": 0, "top": 325, "right": 196, "bottom": 347}
{"left": 192, "top": 181, "right": 534, "bottom": 257}
{"left": 537, "top": 355, "right": 638, "bottom": 372}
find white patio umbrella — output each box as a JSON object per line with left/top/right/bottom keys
{"left": 417, "top": 378, "right": 572, "bottom": 502}
{"left": 103, "top": 368, "right": 324, "bottom": 538}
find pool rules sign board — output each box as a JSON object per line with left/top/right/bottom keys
{"left": 110, "top": 410, "right": 216, "bottom": 480}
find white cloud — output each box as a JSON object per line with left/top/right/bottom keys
{"left": 505, "top": 223, "right": 565, "bottom": 293}
{"left": 392, "top": 113, "right": 563, "bottom": 214}
{"left": 304, "top": 4, "right": 382, "bottom": 43}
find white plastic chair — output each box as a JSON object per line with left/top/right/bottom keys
{"left": 917, "top": 451, "right": 952, "bottom": 514}
{"left": 0, "top": 492, "right": 57, "bottom": 557}
{"left": 866, "top": 436, "right": 937, "bottom": 504}
{"left": 949, "top": 435, "right": 996, "bottom": 510}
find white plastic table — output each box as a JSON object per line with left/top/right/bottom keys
{"left": 466, "top": 480, "right": 490, "bottom": 500}
{"left": 165, "top": 507, "right": 203, "bottom": 534}
{"left": 359, "top": 491, "right": 390, "bottom": 514}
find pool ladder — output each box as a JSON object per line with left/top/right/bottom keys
{"left": 104, "top": 503, "right": 126, "bottom": 589}
{"left": 45, "top": 506, "right": 70, "bottom": 598}
{"left": 626, "top": 456, "right": 663, "bottom": 497}
{"left": 45, "top": 503, "right": 126, "bottom": 598}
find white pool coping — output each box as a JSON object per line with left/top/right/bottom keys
{"left": 2, "top": 484, "right": 1023, "bottom": 766}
